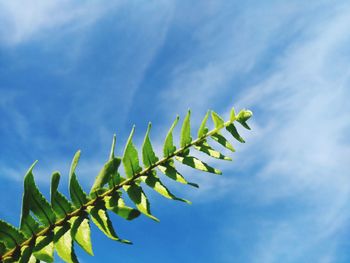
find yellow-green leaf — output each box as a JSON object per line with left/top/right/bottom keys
{"left": 176, "top": 156, "right": 222, "bottom": 175}
{"left": 89, "top": 201, "right": 131, "bottom": 244}
{"left": 51, "top": 172, "right": 74, "bottom": 219}
{"left": 211, "top": 133, "right": 235, "bottom": 152}
{"left": 90, "top": 157, "right": 121, "bottom": 196}
{"left": 33, "top": 232, "right": 54, "bottom": 263}
{"left": 230, "top": 107, "right": 236, "bottom": 122}
{"left": 142, "top": 123, "right": 159, "bottom": 167}
{"left": 69, "top": 151, "right": 89, "bottom": 208}
{"left": 54, "top": 222, "right": 79, "bottom": 263}
{"left": 122, "top": 126, "right": 142, "bottom": 178}
{"left": 211, "top": 111, "right": 225, "bottom": 129}
{"left": 71, "top": 213, "right": 93, "bottom": 256}
{"left": 197, "top": 111, "right": 209, "bottom": 138}
{"left": 195, "top": 142, "right": 232, "bottom": 161}
{"left": 123, "top": 183, "right": 159, "bottom": 222}
{"left": 226, "top": 123, "right": 245, "bottom": 143}
{"left": 23, "top": 168, "right": 56, "bottom": 227}
{"left": 163, "top": 115, "right": 179, "bottom": 157}
{"left": 180, "top": 110, "right": 192, "bottom": 148}
{"left": 158, "top": 160, "right": 198, "bottom": 188}
{"left": 105, "top": 192, "right": 140, "bottom": 221}
{"left": 141, "top": 171, "right": 191, "bottom": 204}
{"left": 236, "top": 109, "right": 253, "bottom": 130}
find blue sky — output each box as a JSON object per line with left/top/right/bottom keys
{"left": 1, "top": 1, "right": 350, "bottom": 262}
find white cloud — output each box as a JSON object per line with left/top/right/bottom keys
{"left": 0, "top": 0, "right": 122, "bottom": 45}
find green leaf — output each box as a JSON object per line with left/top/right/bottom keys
{"left": 109, "top": 134, "right": 117, "bottom": 160}
{"left": 18, "top": 243, "right": 35, "bottom": 263}
{"left": 142, "top": 123, "right": 159, "bottom": 168}
{"left": 69, "top": 152, "right": 89, "bottom": 208}
{"left": 123, "top": 183, "right": 159, "bottom": 222}
{"left": 197, "top": 111, "right": 209, "bottom": 138}
{"left": 105, "top": 192, "right": 140, "bottom": 220}
{"left": 23, "top": 170, "right": 55, "bottom": 227}
{"left": 122, "top": 126, "right": 142, "bottom": 178}
{"left": 28, "top": 255, "right": 39, "bottom": 263}
{"left": 20, "top": 215, "right": 41, "bottom": 239}
{"left": 0, "top": 220, "right": 25, "bottom": 250}
{"left": 89, "top": 200, "right": 131, "bottom": 244}
{"left": 236, "top": 109, "right": 253, "bottom": 130}
{"left": 51, "top": 172, "right": 74, "bottom": 219}
{"left": 163, "top": 115, "right": 179, "bottom": 157}
{"left": 20, "top": 161, "right": 38, "bottom": 229}
{"left": 180, "top": 110, "right": 192, "bottom": 148}
{"left": 54, "top": 222, "right": 79, "bottom": 263}
{"left": 195, "top": 141, "right": 232, "bottom": 161}
{"left": 211, "top": 111, "right": 225, "bottom": 129}
{"left": 226, "top": 123, "right": 245, "bottom": 143}
{"left": 0, "top": 241, "right": 6, "bottom": 255}
{"left": 142, "top": 171, "right": 191, "bottom": 204}
{"left": 211, "top": 133, "right": 235, "bottom": 152}
{"left": 176, "top": 156, "right": 222, "bottom": 175}
{"left": 158, "top": 160, "right": 198, "bottom": 188}
{"left": 90, "top": 158, "right": 121, "bottom": 196}
{"left": 71, "top": 212, "right": 93, "bottom": 256}
{"left": 230, "top": 107, "right": 236, "bottom": 122}
{"left": 33, "top": 232, "right": 54, "bottom": 262}
{"left": 20, "top": 164, "right": 42, "bottom": 239}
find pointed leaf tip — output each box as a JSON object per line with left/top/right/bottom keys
{"left": 180, "top": 110, "right": 192, "bottom": 149}
{"left": 197, "top": 111, "right": 210, "bottom": 138}
{"left": 230, "top": 107, "right": 236, "bottom": 122}
{"left": 123, "top": 126, "right": 142, "bottom": 178}
{"left": 163, "top": 115, "right": 180, "bottom": 157}
{"left": 211, "top": 111, "right": 225, "bottom": 129}
{"left": 109, "top": 134, "right": 117, "bottom": 160}
{"left": 142, "top": 123, "right": 159, "bottom": 167}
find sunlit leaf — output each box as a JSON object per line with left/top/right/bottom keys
{"left": 54, "top": 222, "right": 79, "bottom": 263}
{"left": 142, "top": 123, "right": 159, "bottom": 167}
{"left": 236, "top": 109, "right": 253, "bottom": 130}
{"left": 211, "top": 133, "right": 235, "bottom": 152}
{"left": 69, "top": 151, "right": 90, "bottom": 208}
{"left": 176, "top": 156, "right": 222, "bottom": 175}
{"left": 226, "top": 123, "right": 245, "bottom": 143}
{"left": 71, "top": 212, "right": 93, "bottom": 256}
{"left": 195, "top": 141, "right": 232, "bottom": 161}
{"left": 122, "top": 126, "right": 142, "bottom": 178}
{"left": 197, "top": 111, "right": 209, "bottom": 138}
{"left": 180, "top": 110, "right": 192, "bottom": 148}
{"left": 211, "top": 111, "right": 225, "bottom": 129}
{"left": 163, "top": 115, "right": 179, "bottom": 157}
{"left": 105, "top": 192, "right": 140, "bottom": 221}
{"left": 89, "top": 200, "right": 131, "bottom": 244}
{"left": 158, "top": 160, "right": 198, "bottom": 188}
{"left": 33, "top": 232, "right": 54, "bottom": 262}
{"left": 142, "top": 171, "right": 191, "bottom": 204}
{"left": 124, "top": 183, "right": 159, "bottom": 222}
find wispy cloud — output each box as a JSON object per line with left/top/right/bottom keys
{"left": 0, "top": 0, "right": 123, "bottom": 45}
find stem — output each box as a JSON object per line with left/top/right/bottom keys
{"left": 1, "top": 118, "right": 235, "bottom": 261}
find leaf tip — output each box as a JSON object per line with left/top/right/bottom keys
{"left": 188, "top": 182, "right": 199, "bottom": 188}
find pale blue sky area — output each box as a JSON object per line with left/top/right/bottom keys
{"left": 1, "top": 1, "right": 350, "bottom": 262}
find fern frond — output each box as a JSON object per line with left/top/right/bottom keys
{"left": 0, "top": 107, "right": 252, "bottom": 262}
